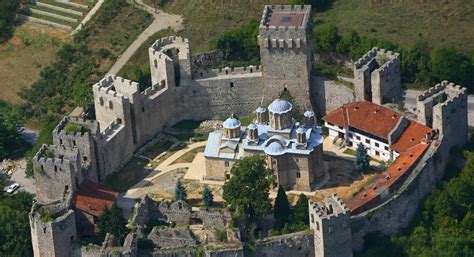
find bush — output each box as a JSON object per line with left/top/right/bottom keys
{"left": 0, "top": 0, "right": 20, "bottom": 43}
{"left": 202, "top": 186, "right": 214, "bottom": 207}
{"left": 213, "top": 21, "right": 260, "bottom": 65}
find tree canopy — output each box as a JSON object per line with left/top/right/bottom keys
{"left": 274, "top": 186, "right": 290, "bottom": 229}
{"left": 0, "top": 0, "right": 20, "bottom": 43}
{"left": 0, "top": 101, "right": 24, "bottom": 161}
{"left": 355, "top": 143, "right": 370, "bottom": 171}
{"left": 98, "top": 204, "right": 129, "bottom": 243}
{"left": 223, "top": 155, "right": 274, "bottom": 221}
{"left": 202, "top": 186, "right": 213, "bottom": 207}
{"left": 175, "top": 179, "right": 187, "bottom": 201}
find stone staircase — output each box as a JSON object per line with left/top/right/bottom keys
{"left": 19, "top": 0, "right": 96, "bottom": 30}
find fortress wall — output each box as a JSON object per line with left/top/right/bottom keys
{"left": 311, "top": 76, "right": 354, "bottom": 116}
{"left": 100, "top": 121, "right": 134, "bottom": 178}
{"left": 190, "top": 74, "right": 263, "bottom": 119}
{"left": 252, "top": 231, "right": 314, "bottom": 257}
{"left": 350, "top": 139, "right": 449, "bottom": 250}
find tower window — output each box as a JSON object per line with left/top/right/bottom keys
{"left": 296, "top": 172, "right": 301, "bottom": 178}
{"left": 225, "top": 161, "right": 229, "bottom": 167}
{"left": 230, "top": 82, "right": 234, "bottom": 88}
{"left": 316, "top": 222, "right": 320, "bottom": 231}
{"left": 284, "top": 87, "right": 288, "bottom": 92}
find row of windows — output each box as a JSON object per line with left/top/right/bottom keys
{"left": 348, "top": 133, "right": 389, "bottom": 151}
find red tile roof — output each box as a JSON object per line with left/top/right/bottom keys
{"left": 323, "top": 101, "right": 402, "bottom": 139}
{"left": 392, "top": 120, "right": 432, "bottom": 152}
{"left": 73, "top": 179, "right": 119, "bottom": 217}
{"left": 348, "top": 142, "right": 430, "bottom": 215}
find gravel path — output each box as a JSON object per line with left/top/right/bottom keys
{"left": 107, "top": 0, "right": 183, "bottom": 75}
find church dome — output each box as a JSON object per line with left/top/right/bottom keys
{"left": 223, "top": 116, "right": 241, "bottom": 129}
{"left": 296, "top": 127, "right": 307, "bottom": 134}
{"left": 304, "top": 111, "right": 314, "bottom": 118}
{"left": 248, "top": 123, "right": 258, "bottom": 130}
{"left": 268, "top": 99, "right": 292, "bottom": 114}
{"left": 256, "top": 106, "right": 266, "bottom": 113}
{"left": 264, "top": 141, "right": 286, "bottom": 156}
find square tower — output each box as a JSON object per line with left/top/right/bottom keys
{"left": 309, "top": 193, "right": 353, "bottom": 257}
{"left": 258, "top": 5, "right": 313, "bottom": 110}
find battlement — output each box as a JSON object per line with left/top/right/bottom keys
{"left": 93, "top": 76, "right": 128, "bottom": 101}
{"left": 96, "top": 74, "right": 141, "bottom": 97}
{"left": 150, "top": 36, "right": 191, "bottom": 60}
{"left": 259, "top": 5, "right": 311, "bottom": 30}
{"left": 194, "top": 65, "right": 261, "bottom": 79}
{"left": 101, "top": 118, "right": 124, "bottom": 140}
{"left": 54, "top": 116, "right": 100, "bottom": 137}
{"left": 418, "top": 80, "right": 466, "bottom": 102}
{"left": 35, "top": 144, "right": 79, "bottom": 167}
{"left": 354, "top": 47, "right": 399, "bottom": 70}
{"left": 310, "top": 193, "right": 350, "bottom": 220}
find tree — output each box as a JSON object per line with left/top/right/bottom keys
{"left": 175, "top": 179, "right": 187, "bottom": 201}
{"left": 292, "top": 194, "right": 309, "bottom": 225}
{"left": 274, "top": 186, "right": 290, "bottom": 229}
{"left": 313, "top": 25, "right": 340, "bottom": 51}
{"left": 355, "top": 143, "right": 370, "bottom": 171}
{"left": 0, "top": 101, "right": 24, "bottom": 160}
{"left": 430, "top": 48, "right": 474, "bottom": 91}
{"left": 288, "top": 0, "right": 331, "bottom": 11}
{"left": 0, "top": 0, "right": 20, "bottom": 42}
{"left": 202, "top": 186, "right": 213, "bottom": 207}
{"left": 223, "top": 155, "right": 274, "bottom": 221}
{"left": 98, "top": 204, "right": 128, "bottom": 242}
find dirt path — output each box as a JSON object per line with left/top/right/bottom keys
{"left": 107, "top": 0, "right": 183, "bottom": 75}
{"left": 125, "top": 141, "right": 207, "bottom": 198}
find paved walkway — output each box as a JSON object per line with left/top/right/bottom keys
{"left": 73, "top": 0, "right": 105, "bottom": 33}
{"left": 125, "top": 141, "right": 206, "bottom": 198}
{"left": 107, "top": 0, "right": 183, "bottom": 75}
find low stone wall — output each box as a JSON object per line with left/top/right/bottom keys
{"left": 192, "top": 50, "right": 224, "bottom": 70}
{"left": 251, "top": 231, "right": 314, "bottom": 257}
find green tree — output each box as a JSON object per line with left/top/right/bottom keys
{"left": 288, "top": 0, "right": 331, "bottom": 11}
{"left": 291, "top": 194, "right": 309, "bottom": 225}
{"left": 175, "top": 179, "right": 187, "bottom": 201}
{"left": 214, "top": 21, "right": 259, "bottom": 64}
{"left": 202, "top": 186, "right": 213, "bottom": 207}
{"left": 0, "top": 101, "right": 24, "bottom": 160}
{"left": 98, "top": 204, "right": 128, "bottom": 242}
{"left": 430, "top": 48, "right": 474, "bottom": 91}
{"left": 273, "top": 186, "right": 290, "bottom": 229}
{"left": 223, "top": 155, "right": 274, "bottom": 221}
{"left": 0, "top": 0, "right": 20, "bottom": 42}
{"left": 355, "top": 143, "right": 370, "bottom": 171}
{"left": 313, "top": 25, "right": 340, "bottom": 51}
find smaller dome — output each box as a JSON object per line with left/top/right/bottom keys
{"left": 248, "top": 123, "right": 258, "bottom": 130}
{"left": 268, "top": 99, "right": 292, "bottom": 114}
{"left": 223, "top": 116, "right": 241, "bottom": 129}
{"left": 256, "top": 106, "right": 266, "bottom": 113}
{"left": 296, "top": 127, "right": 307, "bottom": 134}
{"left": 264, "top": 141, "right": 286, "bottom": 156}
{"left": 304, "top": 111, "right": 315, "bottom": 117}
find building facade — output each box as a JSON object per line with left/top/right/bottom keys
{"left": 204, "top": 99, "right": 324, "bottom": 191}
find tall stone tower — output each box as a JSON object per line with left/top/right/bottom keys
{"left": 258, "top": 5, "right": 313, "bottom": 110}
{"left": 309, "top": 193, "right": 353, "bottom": 257}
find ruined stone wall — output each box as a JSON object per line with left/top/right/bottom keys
{"left": 30, "top": 209, "right": 77, "bottom": 257}
{"left": 251, "top": 231, "right": 314, "bottom": 257}
{"left": 350, "top": 138, "right": 449, "bottom": 250}
{"left": 192, "top": 50, "right": 224, "bottom": 70}
{"left": 311, "top": 76, "right": 354, "bottom": 116}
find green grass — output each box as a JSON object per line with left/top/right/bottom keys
{"left": 172, "top": 120, "right": 202, "bottom": 131}
{"left": 156, "top": 0, "right": 288, "bottom": 53}
{"left": 25, "top": 4, "right": 83, "bottom": 19}
{"left": 26, "top": 12, "right": 79, "bottom": 28}
{"left": 171, "top": 146, "right": 205, "bottom": 164}
{"left": 317, "top": 0, "right": 474, "bottom": 53}
{"left": 39, "top": 0, "right": 89, "bottom": 12}
{"left": 343, "top": 148, "right": 357, "bottom": 156}
{"left": 104, "top": 157, "right": 152, "bottom": 192}
{"left": 0, "top": 23, "right": 65, "bottom": 104}
{"left": 142, "top": 139, "right": 175, "bottom": 159}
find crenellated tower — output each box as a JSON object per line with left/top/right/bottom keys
{"left": 258, "top": 5, "right": 313, "bottom": 110}
{"left": 310, "top": 193, "right": 353, "bottom": 257}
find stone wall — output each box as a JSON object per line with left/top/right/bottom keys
{"left": 312, "top": 76, "right": 354, "bottom": 116}
{"left": 251, "top": 231, "right": 314, "bottom": 257}
{"left": 350, "top": 138, "right": 449, "bottom": 250}
{"left": 148, "top": 227, "right": 197, "bottom": 249}
{"left": 192, "top": 50, "right": 224, "bottom": 70}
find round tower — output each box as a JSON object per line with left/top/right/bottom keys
{"left": 223, "top": 115, "right": 241, "bottom": 138}
{"left": 268, "top": 99, "right": 293, "bottom": 130}
{"left": 256, "top": 106, "right": 268, "bottom": 124}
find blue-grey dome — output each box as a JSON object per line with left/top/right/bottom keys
{"left": 304, "top": 111, "right": 315, "bottom": 117}
{"left": 268, "top": 99, "right": 292, "bottom": 114}
{"left": 223, "top": 116, "right": 241, "bottom": 129}
{"left": 256, "top": 106, "right": 266, "bottom": 113}
{"left": 264, "top": 141, "right": 286, "bottom": 156}
{"left": 296, "top": 127, "right": 307, "bottom": 134}
{"left": 248, "top": 123, "right": 258, "bottom": 130}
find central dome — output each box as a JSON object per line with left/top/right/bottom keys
{"left": 264, "top": 141, "right": 286, "bottom": 156}
{"left": 268, "top": 99, "right": 292, "bottom": 114}
{"left": 223, "top": 116, "right": 241, "bottom": 129}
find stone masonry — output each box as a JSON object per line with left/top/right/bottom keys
{"left": 353, "top": 47, "right": 401, "bottom": 105}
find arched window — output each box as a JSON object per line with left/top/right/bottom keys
{"left": 99, "top": 97, "right": 104, "bottom": 106}
{"left": 108, "top": 101, "right": 113, "bottom": 109}
{"left": 154, "top": 59, "right": 158, "bottom": 68}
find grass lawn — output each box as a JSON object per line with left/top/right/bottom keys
{"left": 343, "top": 148, "right": 356, "bottom": 156}
{"left": 104, "top": 157, "right": 151, "bottom": 192}
{"left": 0, "top": 22, "right": 67, "bottom": 104}
{"left": 317, "top": 0, "right": 474, "bottom": 52}
{"left": 172, "top": 146, "right": 205, "bottom": 165}
{"left": 141, "top": 139, "right": 175, "bottom": 160}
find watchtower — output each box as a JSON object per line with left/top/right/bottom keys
{"left": 353, "top": 47, "right": 401, "bottom": 105}
{"left": 258, "top": 5, "right": 313, "bottom": 110}
{"left": 416, "top": 81, "right": 468, "bottom": 147}
{"left": 309, "top": 193, "right": 353, "bottom": 257}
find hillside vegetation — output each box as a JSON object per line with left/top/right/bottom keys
{"left": 317, "top": 0, "right": 474, "bottom": 53}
